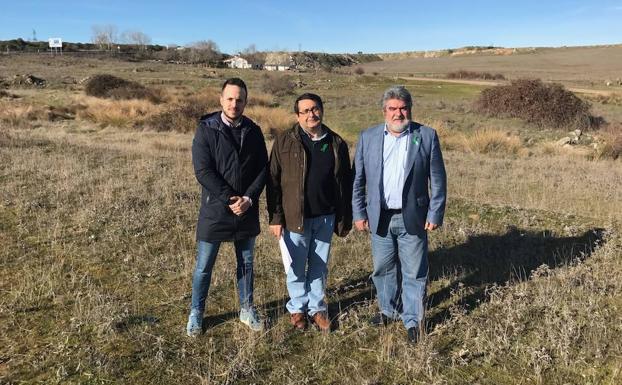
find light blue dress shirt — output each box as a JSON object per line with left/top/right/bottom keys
{"left": 382, "top": 125, "right": 410, "bottom": 209}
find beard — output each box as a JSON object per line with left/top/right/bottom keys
{"left": 387, "top": 119, "right": 410, "bottom": 133}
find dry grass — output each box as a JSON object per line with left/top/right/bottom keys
{"left": 245, "top": 106, "right": 296, "bottom": 135}
{"left": 445, "top": 150, "right": 622, "bottom": 223}
{"left": 77, "top": 96, "right": 163, "bottom": 128}
{"left": 595, "top": 123, "right": 622, "bottom": 160}
{"left": 432, "top": 121, "right": 524, "bottom": 155}
{"left": 1, "top": 124, "right": 620, "bottom": 385}
{"left": 1, "top": 54, "right": 621, "bottom": 384}
{"left": 0, "top": 100, "right": 47, "bottom": 127}
{"left": 462, "top": 128, "right": 523, "bottom": 155}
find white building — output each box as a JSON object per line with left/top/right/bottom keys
{"left": 223, "top": 56, "right": 261, "bottom": 69}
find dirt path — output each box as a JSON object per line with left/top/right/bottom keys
{"left": 401, "top": 76, "right": 619, "bottom": 96}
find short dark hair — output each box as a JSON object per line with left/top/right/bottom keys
{"left": 294, "top": 93, "right": 323, "bottom": 114}
{"left": 222, "top": 77, "right": 248, "bottom": 98}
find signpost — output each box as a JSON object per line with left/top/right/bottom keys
{"left": 48, "top": 38, "right": 62, "bottom": 55}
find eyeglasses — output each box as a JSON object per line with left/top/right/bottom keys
{"left": 298, "top": 106, "right": 321, "bottom": 116}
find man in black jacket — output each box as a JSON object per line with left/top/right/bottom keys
{"left": 187, "top": 78, "right": 268, "bottom": 337}
{"left": 267, "top": 93, "right": 352, "bottom": 332}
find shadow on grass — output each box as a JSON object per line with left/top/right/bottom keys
{"left": 427, "top": 226, "right": 605, "bottom": 329}
{"left": 195, "top": 227, "right": 604, "bottom": 333}
{"left": 325, "top": 226, "right": 605, "bottom": 331}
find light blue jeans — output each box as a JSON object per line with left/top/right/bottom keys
{"left": 190, "top": 238, "right": 255, "bottom": 314}
{"left": 371, "top": 211, "right": 428, "bottom": 329}
{"left": 283, "top": 214, "right": 335, "bottom": 316}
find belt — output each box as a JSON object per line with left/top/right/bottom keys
{"left": 383, "top": 208, "right": 402, "bottom": 215}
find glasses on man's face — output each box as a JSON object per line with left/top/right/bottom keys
{"left": 298, "top": 106, "right": 321, "bottom": 116}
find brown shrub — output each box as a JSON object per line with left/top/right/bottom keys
{"left": 147, "top": 96, "right": 207, "bottom": 132}
{"left": 447, "top": 70, "right": 505, "bottom": 80}
{"left": 354, "top": 67, "right": 365, "bottom": 75}
{"left": 596, "top": 123, "right": 622, "bottom": 160}
{"left": 474, "top": 79, "right": 599, "bottom": 130}
{"left": 85, "top": 74, "right": 163, "bottom": 103}
{"left": 260, "top": 73, "right": 295, "bottom": 97}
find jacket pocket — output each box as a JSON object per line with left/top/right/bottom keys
{"left": 416, "top": 196, "right": 429, "bottom": 207}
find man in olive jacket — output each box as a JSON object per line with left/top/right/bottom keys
{"left": 267, "top": 93, "right": 352, "bottom": 332}
{"left": 186, "top": 78, "right": 268, "bottom": 337}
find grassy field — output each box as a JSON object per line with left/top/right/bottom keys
{"left": 362, "top": 45, "right": 622, "bottom": 89}
{"left": 1, "top": 53, "right": 621, "bottom": 384}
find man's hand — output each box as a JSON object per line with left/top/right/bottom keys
{"left": 354, "top": 219, "right": 369, "bottom": 232}
{"left": 269, "top": 224, "right": 283, "bottom": 238}
{"left": 229, "top": 196, "right": 251, "bottom": 216}
{"left": 424, "top": 221, "right": 439, "bottom": 231}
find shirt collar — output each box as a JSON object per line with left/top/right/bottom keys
{"left": 221, "top": 112, "right": 242, "bottom": 128}
{"left": 383, "top": 123, "right": 410, "bottom": 138}
{"left": 300, "top": 125, "right": 327, "bottom": 141}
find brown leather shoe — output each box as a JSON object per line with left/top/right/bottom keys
{"left": 312, "top": 312, "right": 331, "bottom": 332}
{"left": 290, "top": 313, "right": 306, "bottom": 330}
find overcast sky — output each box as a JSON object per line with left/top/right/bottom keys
{"left": 1, "top": 0, "right": 621, "bottom": 53}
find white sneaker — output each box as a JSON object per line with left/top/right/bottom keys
{"left": 186, "top": 310, "right": 203, "bottom": 337}
{"left": 239, "top": 307, "right": 263, "bottom": 331}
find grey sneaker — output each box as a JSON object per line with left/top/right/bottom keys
{"left": 239, "top": 307, "right": 263, "bottom": 331}
{"left": 186, "top": 310, "right": 203, "bottom": 337}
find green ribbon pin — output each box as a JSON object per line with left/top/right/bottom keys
{"left": 320, "top": 143, "right": 328, "bottom": 152}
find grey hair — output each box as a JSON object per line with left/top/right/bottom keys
{"left": 381, "top": 85, "right": 412, "bottom": 109}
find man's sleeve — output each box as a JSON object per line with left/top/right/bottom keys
{"left": 426, "top": 130, "right": 447, "bottom": 225}
{"left": 192, "top": 123, "right": 235, "bottom": 204}
{"left": 266, "top": 136, "right": 285, "bottom": 225}
{"left": 352, "top": 132, "right": 368, "bottom": 221}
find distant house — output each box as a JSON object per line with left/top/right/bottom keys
{"left": 264, "top": 63, "right": 291, "bottom": 71}
{"left": 263, "top": 52, "right": 295, "bottom": 71}
{"left": 223, "top": 56, "right": 262, "bottom": 69}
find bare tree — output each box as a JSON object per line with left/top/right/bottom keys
{"left": 241, "top": 44, "right": 266, "bottom": 66}
{"left": 121, "top": 30, "right": 152, "bottom": 50}
{"left": 187, "top": 40, "right": 221, "bottom": 64}
{"left": 91, "top": 24, "right": 118, "bottom": 50}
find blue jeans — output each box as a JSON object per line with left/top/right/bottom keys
{"left": 283, "top": 214, "right": 335, "bottom": 316}
{"left": 371, "top": 211, "right": 428, "bottom": 329}
{"left": 190, "top": 238, "right": 255, "bottom": 313}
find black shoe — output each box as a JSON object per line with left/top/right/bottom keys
{"left": 407, "top": 326, "right": 420, "bottom": 343}
{"left": 369, "top": 313, "right": 392, "bottom": 327}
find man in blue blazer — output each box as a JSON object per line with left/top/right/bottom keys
{"left": 352, "top": 85, "right": 447, "bottom": 343}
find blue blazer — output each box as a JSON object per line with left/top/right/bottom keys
{"left": 352, "top": 121, "right": 447, "bottom": 236}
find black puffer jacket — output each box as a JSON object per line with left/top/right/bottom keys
{"left": 192, "top": 112, "right": 268, "bottom": 241}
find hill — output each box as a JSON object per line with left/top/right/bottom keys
{"left": 362, "top": 44, "right": 622, "bottom": 88}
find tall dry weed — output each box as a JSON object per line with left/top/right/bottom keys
{"left": 77, "top": 96, "right": 162, "bottom": 128}
{"left": 595, "top": 123, "right": 622, "bottom": 160}
{"left": 0, "top": 101, "right": 47, "bottom": 127}
{"left": 245, "top": 106, "right": 295, "bottom": 135}
{"left": 464, "top": 129, "right": 523, "bottom": 155}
